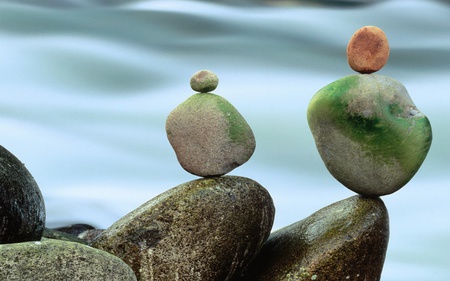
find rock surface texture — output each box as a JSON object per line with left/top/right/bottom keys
{"left": 0, "top": 238, "right": 137, "bottom": 281}
{"left": 166, "top": 93, "right": 255, "bottom": 177}
{"left": 347, "top": 26, "right": 390, "bottom": 74}
{"left": 240, "top": 195, "right": 389, "bottom": 281}
{"left": 0, "top": 145, "right": 45, "bottom": 243}
{"left": 307, "top": 74, "right": 432, "bottom": 196}
{"left": 92, "top": 176, "right": 274, "bottom": 281}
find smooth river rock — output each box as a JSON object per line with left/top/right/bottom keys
{"left": 347, "top": 26, "right": 390, "bottom": 74}
{"left": 91, "top": 176, "right": 274, "bottom": 281}
{"left": 0, "top": 238, "right": 137, "bottom": 281}
{"left": 166, "top": 93, "right": 255, "bottom": 177}
{"left": 307, "top": 74, "right": 432, "bottom": 196}
{"left": 0, "top": 145, "right": 45, "bottom": 243}
{"left": 240, "top": 195, "right": 389, "bottom": 281}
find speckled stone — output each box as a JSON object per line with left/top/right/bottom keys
{"left": 190, "top": 70, "right": 219, "bottom": 93}
{"left": 166, "top": 93, "right": 256, "bottom": 177}
{"left": 0, "top": 145, "right": 45, "bottom": 244}
{"left": 307, "top": 74, "right": 432, "bottom": 196}
{"left": 91, "top": 176, "right": 274, "bottom": 281}
{"left": 240, "top": 195, "right": 389, "bottom": 281}
{"left": 347, "top": 26, "right": 390, "bottom": 74}
{"left": 0, "top": 238, "right": 137, "bottom": 281}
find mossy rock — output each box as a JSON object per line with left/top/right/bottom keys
{"left": 0, "top": 238, "right": 137, "bottom": 281}
{"left": 166, "top": 93, "right": 255, "bottom": 177}
{"left": 307, "top": 74, "right": 432, "bottom": 196}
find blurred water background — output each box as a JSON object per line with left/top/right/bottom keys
{"left": 0, "top": 0, "right": 449, "bottom": 279}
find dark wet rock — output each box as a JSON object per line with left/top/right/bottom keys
{"left": 0, "top": 238, "right": 137, "bottom": 281}
{"left": 43, "top": 227, "right": 88, "bottom": 244}
{"left": 92, "top": 176, "right": 274, "bottom": 281}
{"left": 307, "top": 74, "right": 432, "bottom": 196}
{"left": 53, "top": 223, "right": 96, "bottom": 236}
{"left": 0, "top": 145, "right": 45, "bottom": 243}
{"left": 166, "top": 90, "right": 255, "bottom": 177}
{"left": 240, "top": 195, "right": 389, "bottom": 281}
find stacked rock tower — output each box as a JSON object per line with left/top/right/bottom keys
{"left": 0, "top": 27, "right": 433, "bottom": 281}
{"left": 239, "top": 26, "right": 432, "bottom": 281}
{"left": 92, "top": 70, "right": 275, "bottom": 281}
{"left": 307, "top": 26, "right": 432, "bottom": 196}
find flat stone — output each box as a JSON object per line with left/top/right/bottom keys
{"left": 240, "top": 195, "right": 389, "bottom": 281}
{"left": 347, "top": 26, "right": 390, "bottom": 74}
{"left": 91, "top": 176, "right": 274, "bottom": 281}
{"left": 0, "top": 145, "right": 45, "bottom": 243}
{"left": 166, "top": 93, "right": 255, "bottom": 177}
{"left": 307, "top": 74, "right": 432, "bottom": 196}
{"left": 0, "top": 238, "right": 137, "bottom": 281}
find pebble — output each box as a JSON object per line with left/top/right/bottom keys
{"left": 166, "top": 91, "right": 255, "bottom": 177}
{"left": 190, "top": 70, "right": 219, "bottom": 93}
{"left": 347, "top": 26, "right": 390, "bottom": 74}
{"left": 0, "top": 145, "right": 46, "bottom": 243}
{"left": 91, "top": 176, "right": 274, "bottom": 281}
{"left": 307, "top": 74, "right": 432, "bottom": 196}
{"left": 0, "top": 238, "right": 137, "bottom": 281}
{"left": 240, "top": 195, "right": 389, "bottom": 281}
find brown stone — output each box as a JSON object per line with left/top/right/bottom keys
{"left": 240, "top": 195, "right": 389, "bottom": 281}
{"left": 347, "top": 26, "right": 390, "bottom": 74}
{"left": 91, "top": 176, "right": 274, "bottom": 281}
{"left": 166, "top": 93, "right": 255, "bottom": 177}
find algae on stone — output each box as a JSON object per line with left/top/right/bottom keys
{"left": 166, "top": 93, "right": 256, "bottom": 177}
{"left": 307, "top": 74, "right": 432, "bottom": 196}
{"left": 0, "top": 238, "right": 137, "bottom": 281}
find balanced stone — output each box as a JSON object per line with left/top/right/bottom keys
{"left": 240, "top": 195, "right": 389, "bottom": 281}
{"left": 307, "top": 74, "right": 432, "bottom": 196}
{"left": 190, "top": 70, "right": 219, "bottom": 93}
{"left": 0, "top": 145, "right": 45, "bottom": 243}
{"left": 91, "top": 176, "right": 274, "bottom": 281}
{"left": 166, "top": 92, "right": 255, "bottom": 177}
{"left": 347, "top": 26, "right": 390, "bottom": 74}
{"left": 0, "top": 238, "right": 137, "bottom": 281}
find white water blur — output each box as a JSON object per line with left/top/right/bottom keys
{"left": 0, "top": 0, "right": 449, "bottom": 280}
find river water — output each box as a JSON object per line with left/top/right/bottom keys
{"left": 0, "top": 0, "right": 449, "bottom": 280}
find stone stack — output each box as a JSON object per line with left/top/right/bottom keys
{"left": 239, "top": 26, "right": 432, "bottom": 281}
{"left": 91, "top": 70, "right": 275, "bottom": 281}
{"left": 0, "top": 28, "right": 432, "bottom": 281}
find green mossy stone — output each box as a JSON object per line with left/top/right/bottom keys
{"left": 91, "top": 176, "right": 275, "bottom": 281}
{"left": 166, "top": 93, "right": 255, "bottom": 177}
{"left": 0, "top": 145, "right": 45, "bottom": 243}
{"left": 307, "top": 74, "right": 432, "bottom": 196}
{"left": 240, "top": 195, "right": 389, "bottom": 281}
{"left": 0, "top": 238, "right": 137, "bottom": 281}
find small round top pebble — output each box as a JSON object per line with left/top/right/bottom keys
{"left": 347, "top": 26, "right": 390, "bottom": 74}
{"left": 190, "top": 70, "right": 219, "bottom": 93}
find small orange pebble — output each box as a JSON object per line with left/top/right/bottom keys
{"left": 347, "top": 26, "right": 390, "bottom": 74}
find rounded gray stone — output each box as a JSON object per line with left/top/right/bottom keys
{"left": 307, "top": 74, "right": 432, "bottom": 196}
{"left": 0, "top": 238, "right": 137, "bottom": 281}
{"left": 241, "top": 195, "right": 389, "bottom": 281}
{"left": 91, "top": 176, "right": 275, "bottom": 281}
{"left": 166, "top": 93, "right": 256, "bottom": 177}
{"left": 0, "top": 145, "right": 45, "bottom": 243}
